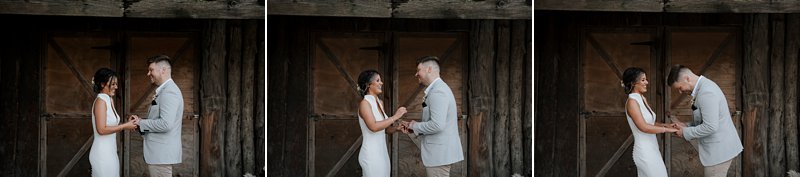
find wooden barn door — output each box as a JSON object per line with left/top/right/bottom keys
{"left": 124, "top": 33, "right": 200, "bottom": 177}
{"left": 665, "top": 28, "right": 741, "bottom": 177}
{"left": 309, "top": 33, "right": 387, "bottom": 177}
{"left": 393, "top": 33, "right": 468, "bottom": 177}
{"left": 42, "top": 33, "right": 118, "bottom": 177}
{"left": 308, "top": 32, "right": 467, "bottom": 177}
{"left": 579, "top": 28, "right": 662, "bottom": 177}
{"left": 40, "top": 32, "right": 199, "bottom": 177}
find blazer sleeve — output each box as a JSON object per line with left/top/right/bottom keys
{"left": 412, "top": 90, "right": 450, "bottom": 135}
{"left": 683, "top": 91, "right": 721, "bottom": 140}
{"left": 139, "top": 88, "right": 182, "bottom": 133}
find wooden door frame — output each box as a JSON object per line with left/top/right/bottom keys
{"left": 39, "top": 31, "right": 121, "bottom": 177}
{"left": 307, "top": 31, "right": 388, "bottom": 177}
{"left": 122, "top": 31, "right": 201, "bottom": 177}
{"left": 663, "top": 26, "right": 742, "bottom": 177}
{"left": 578, "top": 27, "right": 659, "bottom": 177}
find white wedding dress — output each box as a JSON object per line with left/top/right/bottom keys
{"left": 89, "top": 93, "right": 120, "bottom": 177}
{"left": 357, "top": 95, "right": 391, "bottom": 177}
{"left": 625, "top": 93, "right": 668, "bottom": 177}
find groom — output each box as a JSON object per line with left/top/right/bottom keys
{"left": 400, "top": 56, "right": 464, "bottom": 177}
{"left": 131, "top": 55, "right": 184, "bottom": 177}
{"left": 667, "top": 64, "right": 742, "bottom": 177}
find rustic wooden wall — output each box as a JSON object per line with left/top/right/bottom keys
{"left": 536, "top": 11, "right": 800, "bottom": 177}
{"left": 267, "top": 15, "right": 532, "bottom": 177}
{"left": 0, "top": 16, "right": 265, "bottom": 177}
{"left": 0, "top": 21, "right": 42, "bottom": 177}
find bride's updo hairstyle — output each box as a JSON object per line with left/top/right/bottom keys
{"left": 621, "top": 67, "right": 645, "bottom": 94}
{"left": 357, "top": 69, "right": 380, "bottom": 97}
{"left": 93, "top": 68, "right": 118, "bottom": 93}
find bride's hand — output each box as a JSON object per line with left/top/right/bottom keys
{"left": 664, "top": 127, "right": 679, "bottom": 133}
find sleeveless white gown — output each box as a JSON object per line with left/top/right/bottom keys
{"left": 357, "top": 95, "right": 391, "bottom": 177}
{"left": 89, "top": 93, "right": 120, "bottom": 177}
{"left": 625, "top": 93, "right": 668, "bottom": 177}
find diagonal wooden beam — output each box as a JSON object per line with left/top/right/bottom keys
{"left": 325, "top": 136, "right": 362, "bottom": 177}
{"left": 317, "top": 41, "right": 361, "bottom": 97}
{"left": 587, "top": 34, "right": 624, "bottom": 80}
{"left": 128, "top": 39, "right": 192, "bottom": 113}
{"left": 56, "top": 136, "right": 93, "bottom": 177}
{"left": 49, "top": 38, "right": 95, "bottom": 97}
{"left": 594, "top": 135, "right": 633, "bottom": 177}
{"left": 669, "top": 34, "right": 734, "bottom": 110}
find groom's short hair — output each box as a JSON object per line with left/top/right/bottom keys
{"left": 147, "top": 55, "right": 172, "bottom": 70}
{"left": 416, "top": 56, "right": 440, "bottom": 72}
{"left": 667, "top": 64, "right": 688, "bottom": 86}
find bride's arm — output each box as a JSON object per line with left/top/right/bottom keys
{"left": 93, "top": 99, "right": 135, "bottom": 135}
{"left": 626, "top": 99, "right": 678, "bottom": 134}
{"left": 359, "top": 100, "right": 403, "bottom": 132}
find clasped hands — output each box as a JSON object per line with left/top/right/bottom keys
{"left": 123, "top": 115, "right": 142, "bottom": 131}
{"left": 666, "top": 116, "right": 688, "bottom": 138}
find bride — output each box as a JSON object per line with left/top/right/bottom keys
{"left": 622, "top": 67, "right": 678, "bottom": 177}
{"left": 89, "top": 68, "right": 138, "bottom": 177}
{"left": 356, "top": 69, "right": 407, "bottom": 177}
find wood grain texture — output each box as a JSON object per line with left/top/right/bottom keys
{"left": 743, "top": 14, "right": 770, "bottom": 177}
{"left": 127, "top": 0, "right": 263, "bottom": 19}
{"left": 241, "top": 19, "right": 259, "bottom": 175}
{"left": 509, "top": 20, "right": 526, "bottom": 176}
{"left": 393, "top": 0, "right": 530, "bottom": 19}
{"left": 493, "top": 19, "right": 511, "bottom": 177}
{"left": 534, "top": 0, "right": 662, "bottom": 12}
{"left": 769, "top": 14, "right": 786, "bottom": 177}
{"left": 468, "top": 19, "right": 494, "bottom": 177}
{"left": 0, "top": 0, "right": 122, "bottom": 17}
{"left": 268, "top": 0, "right": 390, "bottom": 18}
{"left": 200, "top": 20, "right": 226, "bottom": 177}
{"left": 225, "top": 20, "right": 243, "bottom": 177}
{"left": 786, "top": 14, "right": 800, "bottom": 173}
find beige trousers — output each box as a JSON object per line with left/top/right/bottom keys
{"left": 704, "top": 158, "right": 733, "bottom": 177}
{"left": 425, "top": 164, "right": 451, "bottom": 177}
{"left": 148, "top": 164, "right": 173, "bottom": 177}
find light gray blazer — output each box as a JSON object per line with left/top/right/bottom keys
{"left": 411, "top": 80, "right": 464, "bottom": 167}
{"left": 683, "top": 78, "right": 743, "bottom": 166}
{"left": 138, "top": 80, "right": 184, "bottom": 164}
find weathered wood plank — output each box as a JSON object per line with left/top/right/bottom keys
{"left": 284, "top": 17, "right": 308, "bottom": 176}
{"left": 266, "top": 17, "right": 285, "bottom": 177}
{"left": 225, "top": 20, "right": 243, "bottom": 177}
{"left": 493, "top": 20, "right": 511, "bottom": 177}
{"left": 0, "top": 38, "right": 19, "bottom": 177}
{"left": 256, "top": 19, "right": 267, "bottom": 176}
{"left": 468, "top": 19, "right": 495, "bottom": 177}
{"left": 786, "top": 14, "right": 800, "bottom": 173}
{"left": 534, "top": 0, "right": 662, "bottom": 12}
{"left": 769, "top": 14, "right": 786, "bottom": 177}
{"left": 555, "top": 14, "right": 580, "bottom": 177}
{"left": 393, "top": 0, "right": 531, "bottom": 19}
{"left": 509, "top": 19, "right": 526, "bottom": 176}
{"left": 200, "top": 19, "right": 227, "bottom": 177}
{"left": 665, "top": 1, "right": 800, "bottom": 13}
{"left": 0, "top": 0, "right": 122, "bottom": 17}
{"left": 20, "top": 31, "right": 42, "bottom": 176}
{"left": 533, "top": 14, "right": 554, "bottom": 177}
{"left": 743, "top": 14, "right": 770, "bottom": 177}
{"left": 523, "top": 19, "right": 532, "bottom": 177}
{"left": 127, "top": 0, "right": 264, "bottom": 19}
{"left": 267, "top": 0, "right": 390, "bottom": 18}
{"left": 241, "top": 19, "right": 258, "bottom": 175}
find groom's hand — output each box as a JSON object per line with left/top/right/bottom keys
{"left": 675, "top": 126, "right": 684, "bottom": 138}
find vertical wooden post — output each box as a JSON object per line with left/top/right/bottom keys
{"left": 19, "top": 28, "right": 42, "bottom": 176}
{"left": 201, "top": 19, "right": 227, "bottom": 177}
{"left": 285, "top": 17, "right": 309, "bottom": 177}
{"left": 509, "top": 20, "right": 526, "bottom": 175}
{"left": 0, "top": 32, "right": 20, "bottom": 176}
{"left": 786, "top": 14, "right": 800, "bottom": 172}
{"left": 493, "top": 19, "right": 511, "bottom": 177}
{"left": 523, "top": 19, "right": 532, "bottom": 177}
{"left": 769, "top": 14, "right": 786, "bottom": 177}
{"left": 743, "top": 14, "right": 770, "bottom": 177}
{"left": 241, "top": 19, "right": 258, "bottom": 175}
{"left": 225, "top": 20, "right": 243, "bottom": 177}
{"left": 468, "top": 19, "right": 495, "bottom": 177}
{"left": 265, "top": 18, "right": 284, "bottom": 177}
